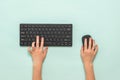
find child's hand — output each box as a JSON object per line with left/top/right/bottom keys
{"left": 28, "top": 36, "right": 48, "bottom": 66}
{"left": 80, "top": 38, "right": 98, "bottom": 65}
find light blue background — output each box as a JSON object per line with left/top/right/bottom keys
{"left": 0, "top": 0, "right": 120, "bottom": 80}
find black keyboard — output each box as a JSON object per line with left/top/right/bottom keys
{"left": 20, "top": 24, "right": 72, "bottom": 46}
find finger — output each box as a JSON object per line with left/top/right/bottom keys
{"left": 32, "top": 42, "right": 35, "bottom": 50}
{"left": 36, "top": 36, "right": 40, "bottom": 47}
{"left": 92, "top": 40, "right": 95, "bottom": 50}
{"left": 84, "top": 38, "right": 87, "bottom": 50}
{"left": 94, "top": 45, "right": 98, "bottom": 55}
{"left": 28, "top": 47, "right": 32, "bottom": 54}
{"left": 40, "top": 37, "right": 44, "bottom": 48}
{"left": 32, "top": 42, "right": 35, "bottom": 47}
{"left": 88, "top": 38, "right": 92, "bottom": 49}
{"left": 43, "top": 47, "right": 48, "bottom": 56}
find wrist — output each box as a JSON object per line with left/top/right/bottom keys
{"left": 33, "top": 62, "right": 42, "bottom": 67}
{"left": 33, "top": 63, "right": 42, "bottom": 72}
{"left": 83, "top": 62, "right": 93, "bottom": 68}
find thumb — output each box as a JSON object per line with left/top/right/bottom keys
{"left": 43, "top": 47, "right": 48, "bottom": 56}
{"left": 80, "top": 46, "right": 84, "bottom": 55}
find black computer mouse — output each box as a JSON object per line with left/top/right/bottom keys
{"left": 82, "top": 34, "right": 92, "bottom": 47}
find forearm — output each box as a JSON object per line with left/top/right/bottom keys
{"left": 84, "top": 63, "right": 95, "bottom": 80}
{"left": 32, "top": 63, "right": 42, "bottom": 80}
